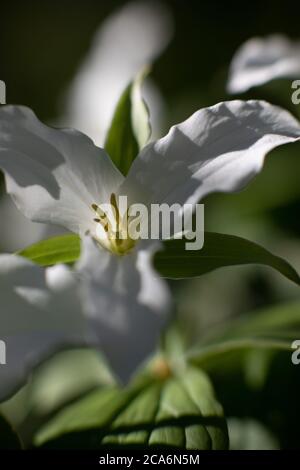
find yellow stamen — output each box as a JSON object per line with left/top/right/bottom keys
{"left": 91, "top": 195, "right": 136, "bottom": 255}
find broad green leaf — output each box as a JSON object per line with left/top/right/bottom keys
{"left": 154, "top": 232, "right": 300, "bottom": 286}
{"left": 18, "top": 234, "right": 80, "bottom": 266}
{"left": 0, "top": 414, "right": 21, "bottom": 449}
{"left": 27, "top": 349, "right": 116, "bottom": 416}
{"left": 104, "top": 70, "right": 151, "bottom": 176}
{"left": 35, "top": 365, "right": 228, "bottom": 450}
{"left": 186, "top": 300, "right": 300, "bottom": 369}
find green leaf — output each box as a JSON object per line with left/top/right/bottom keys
{"left": 0, "top": 414, "right": 21, "bottom": 449}
{"left": 186, "top": 300, "right": 300, "bottom": 369}
{"left": 154, "top": 232, "right": 300, "bottom": 286}
{"left": 104, "top": 69, "right": 151, "bottom": 176}
{"left": 207, "top": 144, "right": 300, "bottom": 218}
{"left": 18, "top": 234, "right": 80, "bottom": 266}
{"left": 26, "top": 349, "right": 116, "bottom": 416}
{"left": 34, "top": 366, "right": 228, "bottom": 450}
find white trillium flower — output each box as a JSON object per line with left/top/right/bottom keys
{"left": 227, "top": 35, "right": 300, "bottom": 94}
{"left": 1, "top": 101, "right": 300, "bottom": 244}
{"left": 0, "top": 255, "right": 86, "bottom": 401}
{"left": 0, "top": 100, "right": 300, "bottom": 394}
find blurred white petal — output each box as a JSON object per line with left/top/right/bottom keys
{"left": 0, "top": 256, "right": 86, "bottom": 401}
{"left": 0, "top": 245, "right": 170, "bottom": 398}
{"left": 76, "top": 237, "right": 171, "bottom": 382}
{"left": 61, "top": 0, "right": 173, "bottom": 145}
{"left": 228, "top": 35, "right": 300, "bottom": 94}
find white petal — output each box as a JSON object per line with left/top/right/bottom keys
{"left": 0, "top": 106, "right": 123, "bottom": 235}
{"left": 120, "top": 100, "right": 300, "bottom": 212}
{"left": 62, "top": 0, "right": 173, "bottom": 145}
{"left": 76, "top": 238, "right": 171, "bottom": 382}
{"left": 0, "top": 193, "right": 52, "bottom": 252}
{"left": 0, "top": 255, "right": 86, "bottom": 401}
{"left": 227, "top": 35, "right": 300, "bottom": 94}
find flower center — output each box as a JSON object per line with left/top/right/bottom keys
{"left": 91, "top": 193, "right": 136, "bottom": 256}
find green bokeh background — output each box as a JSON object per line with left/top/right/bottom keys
{"left": 1, "top": 0, "right": 300, "bottom": 449}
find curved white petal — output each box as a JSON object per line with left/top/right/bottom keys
{"left": 62, "top": 0, "right": 173, "bottom": 145}
{"left": 0, "top": 256, "right": 86, "bottom": 401}
{"left": 227, "top": 35, "right": 300, "bottom": 94}
{"left": 76, "top": 237, "right": 171, "bottom": 382}
{"left": 120, "top": 100, "right": 300, "bottom": 214}
{"left": 0, "top": 105, "right": 124, "bottom": 235}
